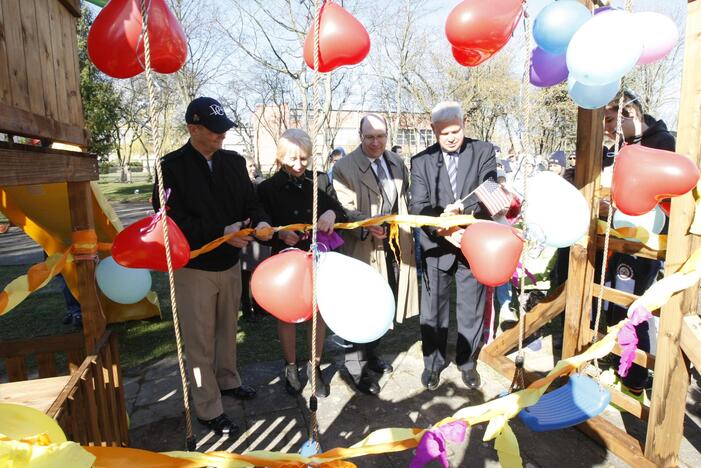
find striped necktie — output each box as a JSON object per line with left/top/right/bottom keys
{"left": 446, "top": 152, "right": 459, "bottom": 198}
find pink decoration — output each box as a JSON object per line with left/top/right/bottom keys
{"left": 617, "top": 305, "right": 653, "bottom": 377}
{"left": 410, "top": 421, "right": 468, "bottom": 468}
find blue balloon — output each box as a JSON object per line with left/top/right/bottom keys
{"left": 533, "top": 0, "right": 591, "bottom": 55}
{"left": 568, "top": 77, "right": 620, "bottom": 110}
{"left": 96, "top": 256, "right": 152, "bottom": 304}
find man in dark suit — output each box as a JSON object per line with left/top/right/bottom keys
{"left": 409, "top": 101, "right": 497, "bottom": 391}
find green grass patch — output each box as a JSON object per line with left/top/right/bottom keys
{"left": 97, "top": 173, "right": 154, "bottom": 203}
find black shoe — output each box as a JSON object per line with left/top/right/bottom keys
{"left": 242, "top": 307, "right": 259, "bottom": 323}
{"left": 462, "top": 368, "right": 481, "bottom": 390}
{"left": 421, "top": 368, "right": 441, "bottom": 391}
{"left": 62, "top": 312, "right": 73, "bottom": 325}
{"left": 197, "top": 413, "right": 239, "bottom": 436}
{"left": 284, "top": 364, "right": 302, "bottom": 395}
{"left": 366, "top": 358, "right": 393, "bottom": 374}
{"left": 221, "top": 384, "right": 257, "bottom": 400}
{"left": 353, "top": 371, "right": 380, "bottom": 396}
{"left": 306, "top": 362, "right": 330, "bottom": 398}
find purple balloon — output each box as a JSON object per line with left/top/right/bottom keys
{"left": 530, "top": 47, "right": 568, "bottom": 88}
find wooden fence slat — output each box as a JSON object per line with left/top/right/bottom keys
{"left": 81, "top": 370, "right": 102, "bottom": 444}
{"left": 109, "top": 334, "right": 129, "bottom": 445}
{"left": 2, "top": 0, "right": 30, "bottom": 111}
{"left": 5, "top": 356, "right": 27, "bottom": 382}
{"left": 36, "top": 352, "right": 57, "bottom": 378}
{"left": 18, "top": 0, "right": 45, "bottom": 116}
{"left": 48, "top": 0, "right": 68, "bottom": 126}
{"left": 0, "top": 0, "right": 12, "bottom": 103}
{"left": 33, "top": 0, "right": 59, "bottom": 121}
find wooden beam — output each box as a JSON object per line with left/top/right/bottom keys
{"left": 681, "top": 315, "right": 701, "bottom": 370}
{"left": 67, "top": 181, "right": 105, "bottom": 353}
{"left": 57, "top": 0, "right": 81, "bottom": 18}
{"left": 0, "top": 332, "right": 84, "bottom": 358}
{"left": 0, "top": 103, "right": 89, "bottom": 146}
{"left": 644, "top": 1, "right": 701, "bottom": 463}
{"left": 578, "top": 417, "right": 656, "bottom": 468}
{"left": 0, "top": 142, "right": 97, "bottom": 185}
{"left": 596, "top": 236, "right": 665, "bottom": 260}
{"left": 592, "top": 283, "right": 638, "bottom": 308}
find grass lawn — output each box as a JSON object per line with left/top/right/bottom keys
{"left": 96, "top": 172, "right": 154, "bottom": 203}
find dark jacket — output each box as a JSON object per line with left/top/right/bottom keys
{"left": 409, "top": 138, "right": 497, "bottom": 270}
{"left": 604, "top": 116, "right": 675, "bottom": 167}
{"left": 152, "top": 141, "right": 270, "bottom": 271}
{"left": 257, "top": 169, "right": 347, "bottom": 254}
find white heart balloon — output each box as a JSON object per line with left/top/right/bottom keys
{"left": 524, "top": 171, "right": 590, "bottom": 248}
{"left": 317, "top": 252, "right": 395, "bottom": 344}
{"left": 633, "top": 12, "right": 679, "bottom": 65}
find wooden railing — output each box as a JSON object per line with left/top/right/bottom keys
{"left": 0, "top": 332, "right": 85, "bottom": 382}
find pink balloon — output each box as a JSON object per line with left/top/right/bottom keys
{"left": 634, "top": 12, "right": 679, "bottom": 65}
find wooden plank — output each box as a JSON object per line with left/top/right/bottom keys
{"left": 563, "top": 107, "right": 604, "bottom": 359}
{"left": 0, "top": 102, "right": 89, "bottom": 145}
{"left": 0, "top": 143, "right": 97, "bottom": 186}
{"left": 34, "top": 0, "right": 59, "bottom": 121}
{"left": 109, "top": 333, "right": 129, "bottom": 445}
{"left": 0, "top": 375, "right": 71, "bottom": 413}
{"left": 100, "top": 348, "right": 121, "bottom": 447}
{"left": 483, "top": 285, "right": 566, "bottom": 357}
{"left": 36, "top": 352, "right": 58, "bottom": 378}
{"left": 2, "top": 0, "right": 30, "bottom": 111}
{"left": 578, "top": 417, "right": 656, "bottom": 468}
{"left": 46, "top": 354, "right": 92, "bottom": 417}
{"left": 596, "top": 236, "right": 665, "bottom": 260}
{"left": 592, "top": 283, "right": 638, "bottom": 308}
{"left": 91, "top": 359, "right": 114, "bottom": 445}
{"left": 681, "top": 315, "right": 701, "bottom": 370}
{"left": 18, "top": 0, "right": 45, "bottom": 116}
{"left": 60, "top": 8, "right": 81, "bottom": 127}
{"left": 0, "top": 332, "right": 84, "bottom": 357}
{"left": 66, "top": 9, "right": 84, "bottom": 126}
{"left": 81, "top": 371, "right": 103, "bottom": 444}
{"left": 48, "top": 0, "right": 69, "bottom": 127}
{"left": 57, "top": 0, "right": 81, "bottom": 18}
{"left": 66, "top": 349, "right": 84, "bottom": 374}
{"left": 67, "top": 182, "right": 105, "bottom": 352}
{"left": 5, "top": 356, "right": 27, "bottom": 382}
{"left": 0, "top": 0, "right": 12, "bottom": 104}
{"left": 645, "top": 2, "right": 701, "bottom": 464}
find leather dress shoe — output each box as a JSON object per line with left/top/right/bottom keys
{"left": 366, "top": 358, "right": 393, "bottom": 374}
{"left": 421, "top": 368, "right": 441, "bottom": 391}
{"left": 197, "top": 413, "right": 238, "bottom": 435}
{"left": 462, "top": 368, "right": 481, "bottom": 390}
{"left": 221, "top": 384, "right": 257, "bottom": 400}
{"left": 353, "top": 372, "right": 380, "bottom": 395}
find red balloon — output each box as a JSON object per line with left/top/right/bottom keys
{"left": 112, "top": 213, "right": 191, "bottom": 272}
{"left": 445, "top": 0, "right": 523, "bottom": 67}
{"left": 303, "top": 2, "right": 370, "bottom": 73}
{"left": 460, "top": 221, "right": 524, "bottom": 287}
{"left": 251, "top": 250, "right": 313, "bottom": 324}
{"left": 612, "top": 144, "right": 700, "bottom": 216}
{"left": 88, "top": 0, "right": 187, "bottom": 79}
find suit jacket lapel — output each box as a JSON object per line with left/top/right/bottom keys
{"left": 351, "top": 149, "right": 381, "bottom": 197}
{"left": 385, "top": 151, "right": 403, "bottom": 199}
{"left": 456, "top": 140, "right": 472, "bottom": 199}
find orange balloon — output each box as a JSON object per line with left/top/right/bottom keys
{"left": 303, "top": 2, "right": 371, "bottom": 73}
{"left": 445, "top": 0, "right": 523, "bottom": 67}
{"left": 460, "top": 221, "right": 523, "bottom": 287}
{"left": 612, "top": 144, "right": 700, "bottom": 216}
{"left": 251, "top": 250, "right": 313, "bottom": 323}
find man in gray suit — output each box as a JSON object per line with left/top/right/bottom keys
{"left": 409, "top": 101, "right": 497, "bottom": 390}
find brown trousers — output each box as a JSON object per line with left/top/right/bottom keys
{"left": 174, "top": 263, "right": 242, "bottom": 420}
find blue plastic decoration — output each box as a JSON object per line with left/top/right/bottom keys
{"left": 533, "top": 0, "right": 591, "bottom": 55}
{"left": 518, "top": 374, "right": 611, "bottom": 432}
{"left": 96, "top": 256, "right": 152, "bottom": 304}
{"left": 299, "top": 439, "right": 321, "bottom": 457}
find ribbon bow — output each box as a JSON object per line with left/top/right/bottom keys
{"left": 410, "top": 420, "right": 467, "bottom": 468}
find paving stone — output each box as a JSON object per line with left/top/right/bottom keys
{"left": 135, "top": 374, "right": 182, "bottom": 408}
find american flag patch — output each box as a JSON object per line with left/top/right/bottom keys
{"left": 474, "top": 179, "right": 512, "bottom": 216}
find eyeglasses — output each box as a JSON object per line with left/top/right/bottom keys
{"left": 568, "top": 157, "right": 576, "bottom": 160}
{"left": 361, "top": 134, "right": 387, "bottom": 142}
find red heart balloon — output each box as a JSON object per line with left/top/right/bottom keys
{"left": 88, "top": 0, "right": 187, "bottom": 79}
{"left": 612, "top": 144, "right": 700, "bottom": 216}
{"left": 460, "top": 221, "right": 524, "bottom": 287}
{"left": 303, "top": 2, "right": 370, "bottom": 73}
{"left": 251, "top": 250, "right": 313, "bottom": 324}
{"left": 446, "top": 0, "right": 523, "bottom": 67}
{"left": 112, "top": 213, "right": 191, "bottom": 272}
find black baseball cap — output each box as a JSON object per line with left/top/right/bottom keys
{"left": 185, "top": 97, "right": 236, "bottom": 133}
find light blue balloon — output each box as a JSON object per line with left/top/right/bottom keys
{"left": 96, "top": 256, "right": 152, "bottom": 304}
{"left": 533, "top": 0, "right": 591, "bottom": 55}
{"left": 566, "top": 10, "right": 642, "bottom": 86}
{"left": 568, "top": 76, "right": 620, "bottom": 110}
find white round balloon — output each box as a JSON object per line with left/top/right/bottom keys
{"left": 524, "top": 171, "right": 590, "bottom": 248}
{"left": 96, "top": 256, "right": 152, "bottom": 304}
{"left": 317, "top": 252, "right": 395, "bottom": 344}
{"left": 567, "top": 10, "right": 643, "bottom": 86}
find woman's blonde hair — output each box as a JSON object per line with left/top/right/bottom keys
{"left": 276, "top": 128, "right": 312, "bottom": 165}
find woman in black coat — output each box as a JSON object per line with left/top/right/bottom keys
{"left": 257, "top": 128, "right": 346, "bottom": 398}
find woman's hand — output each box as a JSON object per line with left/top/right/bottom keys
{"left": 278, "top": 230, "right": 300, "bottom": 246}
{"left": 318, "top": 210, "right": 336, "bottom": 233}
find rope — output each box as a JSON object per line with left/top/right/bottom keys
{"left": 307, "top": 0, "right": 325, "bottom": 450}
{"left": 140, "top": 0, "right": 195, "bottom": 450}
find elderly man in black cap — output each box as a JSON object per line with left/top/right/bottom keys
{"left": 152, "top": 97, "right": 272, "bottom": 436}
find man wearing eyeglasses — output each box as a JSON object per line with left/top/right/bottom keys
{"left": 332, "top": 113, "right": 419, "bottom": 395}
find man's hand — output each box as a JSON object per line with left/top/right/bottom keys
{"left": 442, "top": 201, "right": 464, "bottom": 216}
{"left": 366, "top": 225, "right": 387, "bottom": 240}
{"left": 278, "top": 230, "right": 300, "bottom": 246}
{"left": 225, "top": 219, "right": 253, "bottom": 248}
{"left": 254, "top": 221, "right": 274, "bottom": 241}
{"left": 318, "top": 210, "right": 336, "bottom": 234}
{"left": 436, "top": 226, "right": 464, "bottom": 248}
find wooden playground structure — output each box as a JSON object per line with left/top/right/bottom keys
{"left": 0, "top": 0, "right": 128, "bottom": 446}
{"left": 481, "top": 0, "right": 701, "bottom": 466}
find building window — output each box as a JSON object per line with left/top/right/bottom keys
{"left": 419, "top": 129, "right": 435, "bottom": 147}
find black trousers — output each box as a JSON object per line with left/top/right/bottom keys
{"left": 344, "top": 238, "right": 399, "bottom": 378}
{"left": 420, "top": 258, "right": 486, "bottom": 372}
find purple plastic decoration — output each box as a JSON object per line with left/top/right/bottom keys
{"left": 530, "top": 47, "right": 568, "bottom": 88}
{"left": 410, "top": 420, "right": 468, "bottom": 468}
{"left": 617, "top": 304, "right": 653, "bottom": 377}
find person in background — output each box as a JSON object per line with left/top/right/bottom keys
{"left": 391, "top": 145, "right": 403, "bottom": 157}
{"left": 240, "top": 157, "right": 270, "bottom": 322}
{"left": 152, "top": 97, "right": 272, "bottom": 436}
{"left": 257, "top": 129, "right": 347, "bottom": 398}
{"left": 326, "top": 147, "right": 345, "bottom": 183}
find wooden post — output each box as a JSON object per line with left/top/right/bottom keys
{"left": 67, "top": 181, "right": 105, "bottom": 353}
{"left": 644, "top": 1, "right": 701, "bottom": 464}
